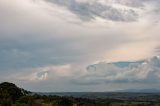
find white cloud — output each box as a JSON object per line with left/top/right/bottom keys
{"left": 13, "top": 64, "right": 74, "bottom": 81}
{"left": 73, "top": 56, "right": 160, "bottom": 85}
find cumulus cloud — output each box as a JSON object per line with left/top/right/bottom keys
{"left": 72, "top": 56, "right": 160, "bottom": 85}
{"left": 12, "top": 64, "right": 73, "bottom": 81}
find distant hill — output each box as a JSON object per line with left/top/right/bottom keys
{"left": 115, "top": 88, "right": 160, "bottom": 93}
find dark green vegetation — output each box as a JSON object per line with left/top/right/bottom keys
{"left": 1, "top": 82, "right": 160, "bottom": 106}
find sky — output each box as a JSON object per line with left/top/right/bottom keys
{"left": 0, "top": 0, "right": 160, "bottom": 92}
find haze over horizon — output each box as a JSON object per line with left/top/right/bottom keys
{"left": 0, "top": 0, "right": 160, "bottom": 92}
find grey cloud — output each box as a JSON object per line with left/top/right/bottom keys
{"left": 71, "top": 79, "right": 101, "bottom": 86}
{"left": 0, "top": 34, "right": 126, "bottom": 71}
{"left": 48, "top": 0, "right": 138, "bottom": 22}
{"left": 0, "top": 38, "right": 86, "bottom": 71}
{"left": 115, "top": 0, "right": 146, "bottom": 8}
{"left": 0, "top": 0, "right": 132, "bottom": 72}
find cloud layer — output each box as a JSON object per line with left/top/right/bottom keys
{"left": 9, "top": 56, "right": 160, "bottom": 91}
{"left": 49, "top": 0, "right": 139, "bottom": 22}
{"left": 79, "top": 56, "right": 160, "bottom": 84}
{"left": 0, "top": 0, "right": 160, "bottom": 91}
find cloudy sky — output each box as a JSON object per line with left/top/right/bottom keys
{"left": 0, "top": 0, "right": 160, "bottom": 92}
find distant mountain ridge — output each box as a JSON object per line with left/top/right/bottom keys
{"left": 115, "top": 88, "right": 160, "bottom": 93}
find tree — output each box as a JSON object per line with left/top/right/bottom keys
{"left": 0, "top": 82, "right": 28, "bottom": 102}
{"left": 52, "top": 98, "right": 72, "bottom": 106}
